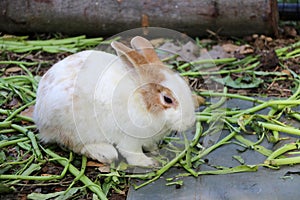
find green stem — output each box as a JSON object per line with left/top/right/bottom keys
{"left": 289, "top": 112, "right": 300, "bottom": 121}
{"left": 178, "top": 57, "right": 237, "bottom": 70}
{"left": 181, "top": 61, "right": 260, "bottom": 76}
{"left": 234, "top": 135, "right": 273, "bottom": 157}
{"left": 198, "top": 91, "right": 265, "bottom": 104}
{"left": 134, "top": 149, "right": 187, "bottom": 189}
{"left": 0, "top": 155, "right": 69, "bottom": 181}
{"left": 11, "top": 124, "right": 43, "bottom": 160}
{"left": 205, "top": 87, "right": 228, "bottom": 111}
{"left": 197, "top": 165, "right": 258, "bottom": 175}
{"left": 180, "top": 160, "right": 198, "bottom": 177}
{"left": 196, "top": 115, "right": 211, "bottom": 122}
{"left": 0, "top": 137, "right": 29, "bottom": 148}
{"left": 265, "top": 156, "right": 300, "bottom": 166}
{"left": 266, "top": 142, "right": 300, "bottom": 160}
{"left": 191, "top": 121, "right": 203, "bottom": 147}
{"left": 4, "top": 101, "right": 35, "bottom": 122}
{"left": 44, "top": 149, "right": 107, "bottom": 200}
{"left": 0, "top": 61, "right": 38, "bottom": 66}
{"left": 233, "top": 100, "right": 300, "bottom": 118}
{"left": 134, "top": 121, "right": 203, "bottom": 189}
{"left": 174, "top": 165, "right": 258, "bottom": 178}
{"left": 1, "top": 155, "right": 34, "bottom": 167}
{"left": 191, "top": 131, "right": 237, "bottom": 162}
{"left": 286, "top": 48, "right": 300, "bottom": 58}
{"left": 0, "top": 121, "right": 12, "bottom": 128}
{"left": 0, "top": 174, "right": 64, "bottom": 181}
{"left": 268, "top": 79, "right": 300, "bottom": 116}
{"left": 66, "top": 155, "right": 87, "bottom": 191}
{"left": 259, "top": 122, "right": 300, "bottom": 136}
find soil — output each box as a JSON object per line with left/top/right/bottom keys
{"left": 0, "top": 25, "right": 299, "bottom": 200}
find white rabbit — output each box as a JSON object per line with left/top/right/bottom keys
{"left": 33, "top": 36, "right": 196, "bottom": 167}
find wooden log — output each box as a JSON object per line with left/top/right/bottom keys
{"left": 0, "top": 0, "right": 278, "bottom": 37}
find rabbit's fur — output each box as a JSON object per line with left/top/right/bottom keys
{"left": 34, "top": 36, "right": 196, "bottom": 166}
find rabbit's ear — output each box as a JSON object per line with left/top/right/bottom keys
{"left": 111, "top": 41, "right": 148, "bottom": 68}
{"left": 130, "top": 36, "right": 163, "bottom": 65}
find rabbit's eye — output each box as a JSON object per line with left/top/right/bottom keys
{"left": 163, "top": 95, "right": 173, "bottom": 104}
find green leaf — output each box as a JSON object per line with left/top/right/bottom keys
{"left": 55, "top": 187, "right": 82, "bottom": 200}
{"left": 17, "top": 142, "right": 32, "bottom": 151}
{"left": 27, "top": 191, "right": 64, "bottom": 200}
{"left": 21, "top": 163, "right": 41, "bottom": 176}
{"left": 93, "top": 193, "right": 100, "bottom": 200}
{"left": 165, "top": 180, "right": 184, "bottom": 186}
{"left": 252, "top": 71, "right": 288, "bottom": 76}
{"left": 232, "top": 155, "right": 245, "bottom": 164}
{"left": 27, "top": 187, "right": 81, "bottom": 200}
{"left": 0, "top": 151, "right": 6, "bottom": 164}
{"left": 212, "top": 74, "right": 263, "bottom": 88}
{"left": 102, "top": 177, "right": 113, "bottom": 196}
{"left": 0, "top": 183, "right": 15, "bottom": 194}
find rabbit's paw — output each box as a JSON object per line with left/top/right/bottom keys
{"left": 143, "top": 143, "right": 159, "bottom": 152}
{"left": 120, "top": 150, "right": 159, "bottom": 167}
{"left": 81, "top": 143, "right": 118, "bottom": 164}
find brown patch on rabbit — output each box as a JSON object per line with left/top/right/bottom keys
{"left": 126, "top": 51, "right": 148, "bottom": 66}
{"left": 139, "top": 83, "right": 178, "bottom": 114}
{"left": 112, "top": 42, "right": 148, "bottom": 68}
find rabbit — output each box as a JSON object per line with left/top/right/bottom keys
{"left": 33, "top": 36, "right": 196, "bottom": 167}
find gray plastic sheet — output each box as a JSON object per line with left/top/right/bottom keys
{"left": 127, "top": 98, "right": 300, "bottom": 200}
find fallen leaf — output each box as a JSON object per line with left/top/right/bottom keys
{"left": 150, "top": 38, "right": 165, "bottom": 48}
{"left": 252, "top": 34, "right": 259, "bottom": 39}
{"left": 27, "top": 187, "right": 81, "bottom": 200}
{"left": 212, "top": 74, "right": 263, "bottom": 89}
{"left": 86, "top": 160, "right": 105, "bottom": 167}
{"left": 159, "top": 42, "right": 182, "bottom": 52}
{"left": 284, "top": 26, "right": 297, "bottom": 37}
{"left": 281, "top": 69, "right": 292, "bottom": 77}
{"left": 54, "top": 187, "right": 65, "bottom": 192}
{"left": 159, "top": 41, "right": 199, "bottom": 61}
{"left": 222, "top": 43, "right": 239, "bottom": 54}
{"left": 41, "top": 174, "right": 53, "bottom": 176}
{"left": 180, "top": 41, "right": 199, "bottom": 61}
{"left": 8, "top": 97, "right": 20, "bottom": 108}
{"left": 27, "top": 191, "right": 63, "bottom": 200}
{"left": 192, "top": 94, "right": 206, "bottom": 108}
{"left": 20, "top": 105, "right": 35, "bottom": 118}
{"left": 5, "top": 66, "right": 22, "bottom": 74}
{"left": 237, "top": 45, "right": 254, "bottom": 55}
{"left": 98, "top": 165, "right": 111, "bottom": 173}
{"left": 265, "top": 37, "right": 273, "bottom": 42}
{"left": 232, "top": 155, "right": 245, "bottom": 164}
{"left": 0, "top": 183, "right": 15, "bottom": 193}
{"left": 87, "top": 161, "right": 110, "bottom": 172}
{"left": 198, "top": 45, "right": 232, "bottom": 60}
